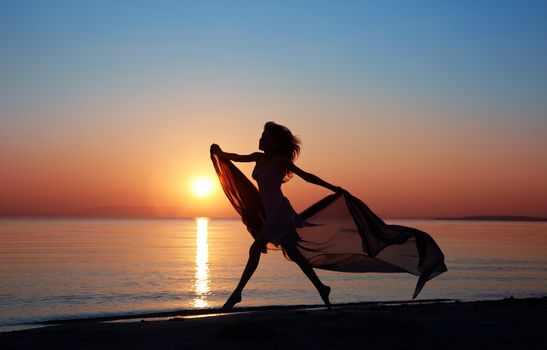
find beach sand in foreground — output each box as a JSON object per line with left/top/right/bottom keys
{"left": 1, "top": 297, "right": 545, "bottom": 349}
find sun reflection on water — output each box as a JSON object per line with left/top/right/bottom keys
{"left": 192, "top": 217, "right": 210, "bottom": 308}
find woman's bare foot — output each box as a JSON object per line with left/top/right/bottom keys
{"left": 320, "top": 285, "right": 331, "bottom": 310}
{"left": 221, "top": 293, "right": 241, "bottom": 311}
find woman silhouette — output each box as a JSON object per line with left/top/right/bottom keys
{"left": 211, "top": 122, "right": 342, "bottom": 310}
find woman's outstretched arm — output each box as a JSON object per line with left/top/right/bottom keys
{"left": 210, "top": 144, "right": 260, "bottom": 162}
{"left": 287, "top": 161, "right": 343, "bottom": 193}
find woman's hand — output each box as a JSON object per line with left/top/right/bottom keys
{"left": 210, "top": 143, "right": 222, "bottom": 156}
{"left": 332, "top": 186, "right": 347, "bottom": 194}
{"left": 325, "top": 183, "right": 346, "bottom": 195}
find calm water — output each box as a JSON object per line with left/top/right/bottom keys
{"left": 1, "top": 217, "right": 546, "bottom": 328}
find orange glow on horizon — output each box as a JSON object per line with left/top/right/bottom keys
{"left": 0, "top": 105, "right": 545, "bottom": 219}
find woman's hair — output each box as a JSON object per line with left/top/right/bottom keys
{"left": 264, "top": 121, "right": 301, "bottom": 181}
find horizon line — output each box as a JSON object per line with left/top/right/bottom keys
{"left": 1, "top": 214, "right": 546, "bottom": 221}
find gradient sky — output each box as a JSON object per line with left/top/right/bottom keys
{"left": 1, "top": 0, "right": 546, "bottom": 218}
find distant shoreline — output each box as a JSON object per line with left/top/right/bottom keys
{"left": 434, "top": 215, "right": 547, "bottom": 222}
{"left": 2, "top": 215, "right": 547, "bottom": 222}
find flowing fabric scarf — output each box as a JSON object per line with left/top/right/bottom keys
{"left": 211, "top": 153, "right": 447, "bottom": 298}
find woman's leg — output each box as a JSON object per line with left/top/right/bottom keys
{"left": 283, "top": 243, "right": 331, "bottom": 310}
{"left": 222, "top": 236, "right": 268, "bottom": 310}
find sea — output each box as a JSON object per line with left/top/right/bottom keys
{"left": 1, "top": 217, "right": 546, "bottom": 330}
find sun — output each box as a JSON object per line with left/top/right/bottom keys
{"left": 190, "top": 177, "right": 214, "bottom": 198}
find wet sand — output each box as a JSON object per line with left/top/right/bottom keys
{"left": 1, "top": 297, "right": 545, "bottom": 349}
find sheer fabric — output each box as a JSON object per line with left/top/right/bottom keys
{"left": 211, "top": 153, "right": 447, "bottom": 298}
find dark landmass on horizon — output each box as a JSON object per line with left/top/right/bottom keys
{"left": 0, "top": 206, "right": 547, "bottom": 222}
{"left": 1, "top": 206, "right": 546, "bottom": 221}
{"left": 0, "top": 206, "right": 195, "bottom": 219}
{"left": 435, "top": 215, "right": 547, "bottom": 222}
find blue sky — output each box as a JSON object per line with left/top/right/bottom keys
{"left": 2, "top": 0, "right": 546, "bottom": 118}
{"left": 1, "top": 0, "right": 546, "bottom": 217}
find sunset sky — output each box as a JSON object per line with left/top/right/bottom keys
{"left": 1, "top": 0, "right": 546, "bottom": 218}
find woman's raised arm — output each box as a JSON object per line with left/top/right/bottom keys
{"left": 210, "top": 144, "right": 260, "bottom": 162}
{"left": 287, "top": 161, "right": 343, "bottom": 193}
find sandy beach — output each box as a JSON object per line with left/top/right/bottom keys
{"left": 1, "top": 297, "right": 545, "bottom": 349}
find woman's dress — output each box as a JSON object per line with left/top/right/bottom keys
{"left": 251, "top": 158, "right": 309, "bottom": 246}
